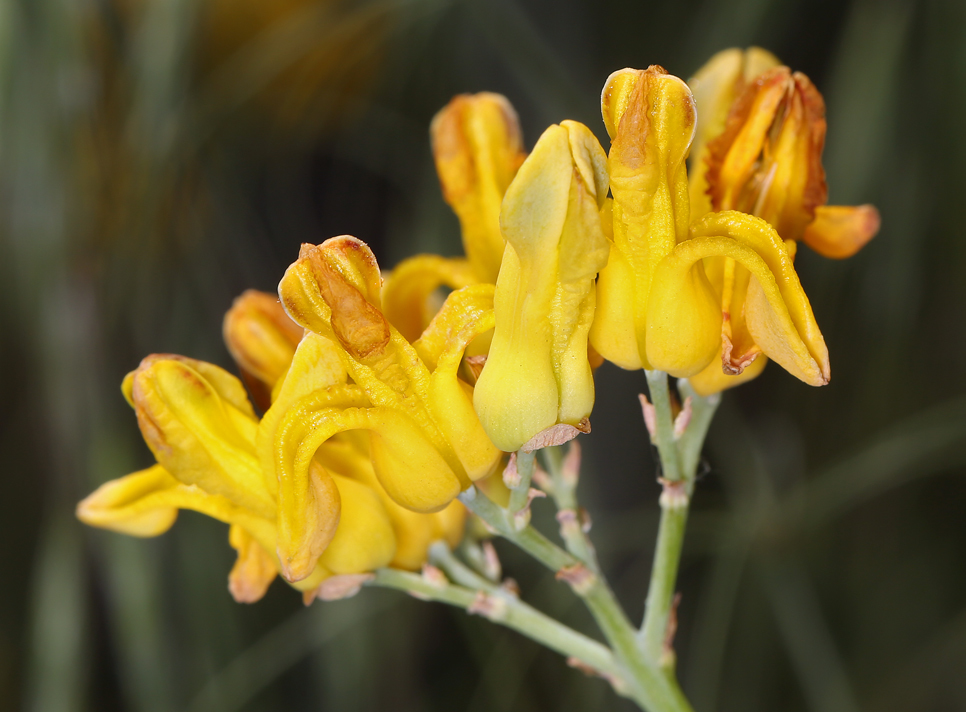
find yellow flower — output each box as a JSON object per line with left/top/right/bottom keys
{"left": 77, "top": 354, "right": 396, "bottom": 601}
{"left": 252, "top": 301, "right": 468, "bottom": 576}
{"left": 275, "top": 235, "right": 500, "bottom": 574}
{"left": 473, "top": 120, "right": 609, "bottom": 452}
{"left": 588, "top": 66, "right": 831, "bottom": 384}
{"left": 588, "top": 66, "right": 698, "bottom": 371}
{"left": 382, "top": 92, "right": 527, "bottom": 341}
{"left": 686, "top": 48, "right": 880, "bottom": 395}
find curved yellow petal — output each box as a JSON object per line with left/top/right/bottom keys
{"left": 644, "top": 240, "right": 723, "bottom": 377}
{"left": 431, "top": 92, "right": 527, "bottom": 282}
{"left": 123, "top": 354, "right": 257, "bottom": 420}
{"left": 591, "top": 66, "right": 696, "bottom": 371}
{"left": 802, "top": 204, "right": 880, "bottom": 259}
{"left": 314, "top": 434, "right": 465, "bottom": 570}
{"left": 272, "top": 386, "right": 369, "bottom": 581}
{"left": 223, "top": 290, "right": 304, "bottom": 406}
{"left": 650, "top": 211, "right": 829, "bottom": 385}
{"left": 128, "top": 357, "right": 273, "bottom": 518}
{"left": 412, "top": 283, "right": 496, "bottom": 370}
{"left": 317, "top": 474, "right": 395, "bottom": 575}
{"left": 257, "top": 333, "right": 350, "bottom": 496}
{"left": 279, "top": 238, "right": 470, "bottom": 482}
{"left": 382, "top": 255, "right": 477, "bottom": 342}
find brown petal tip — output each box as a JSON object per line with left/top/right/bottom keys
{"left": 303, "top": 573, "right": 375, "bottom": 605}
{"left": 520, "top": 419, "right": 590, "bottom": 453}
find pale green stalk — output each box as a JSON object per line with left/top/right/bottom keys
{"left": 639, "top": 374, "right": 720, "bottom": 667}
{"left": 506, "top": 449, "right": 536, "bottom": 519}
{"left": 459, "top": 475, "right": 693, "bottom": 712}
{"left": 368, "top": 567, "right": 624, "bottom": 685}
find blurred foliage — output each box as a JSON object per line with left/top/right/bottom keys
{"left": 1, "top": 0, "right": 965, "bottom": 710}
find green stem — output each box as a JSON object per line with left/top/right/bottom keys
{"left": 644, "top": 371, "right": 683, "bottom": 482}
{"left": 638, "top": 376, "right": 721, "bottom": 666}
{"left": 541, "top": 445, "right": 599, "bottom": 570}
{"left": 458, "top": 485, "right": 692, "bottom": 711}
{"left": 507, "top": 449, "right": 536, "bottom": 515}
{"left": 369, "top": 567, "right": 624, "bottom": 686}
{"left": 639, "top": 504, "right": 689, "bottom": 665}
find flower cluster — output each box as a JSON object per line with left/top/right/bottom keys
{"left": 77, "top": 48, "right": 877, "bottom": 602}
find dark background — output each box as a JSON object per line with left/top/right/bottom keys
{"left": 2, "top": 0, "right": 965, "bottom": 710}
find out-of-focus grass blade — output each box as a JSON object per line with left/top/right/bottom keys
{"left": 183, "top": 595, "right": 393, "bottom": 712}
{"left": 466, "top": 0, "right": 592, "bottom": 127}
{"left": 759, "top": 558, "right": 861, "bottom": 712}
{"left": 24, "top": 517, "right": 87, "bottom": 712}
{"left": 823, "top": 0, "right": 912, "bottom": 204}
{"left": 868, "top": 604, "right": 966, "bottom": 712}
{"left": 784, "top": 396, "right": 966, "bottom": 530}
{"left": 684, "top": 533, "right": 750, "bottom": 712}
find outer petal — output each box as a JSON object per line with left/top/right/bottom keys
{"left": 76, "top": 464, "right": 277, "bottom": 553}
{"left": 431, "top": 93, "right": 527, "bottom": 282}
{"left": 76, "top": 464, "right": 180, "bottom": 536}
{"left": 228, "top": 524, "right": 278, "bottom": 603}
{"left": 128, "top": 357, "right": 273, "bottom": 518}
{"left": 591, "top": 66, "right": 696, "bottom": 370}
{"left": 279, "top": 236, "right": 386, "bottom": 351}
{"left": 122, "top": 354, "right": 256, "bottom": 420}
{"left": 223, "top": 290, "right": 304, "bottom": 407}
{"left": 706, "top": 68, "right": 828, "bottom": 241}
{"left": 802, "top": 204, "right": 880, "bottom": 259}
{"left": 382, "top": 255, "right": 478, "bottom": 342}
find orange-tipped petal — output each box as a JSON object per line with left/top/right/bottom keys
{"left": 802, "top": 204, "right": 881, "bottom": 259}
{"left": 431, "top": 93, "right": 527, "bottom": 282}
{"left": 223, "top": 290, "right": 303, "bottom": 387}
{"left": 228, "top": 524, "right": 278, "bottom": 603}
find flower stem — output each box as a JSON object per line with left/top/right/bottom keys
{"left": 458, "top": 482, "right": 692, "bottom": 711}
{"left": 368, "top": 567, "right": 624, "bottom": 687}
{"left": 638, "top": 375, "right": 721, "bottom": 666}
{"left": 507, "top": 449, "right": 536, "bottom": 515}
{"left": 540, "top": 444, "right": 599, "bottom": 570}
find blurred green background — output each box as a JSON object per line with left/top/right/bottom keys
{"left": 2, "top": 0, "right": 965, "bottom": 710}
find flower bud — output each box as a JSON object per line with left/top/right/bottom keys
{"left": 474, "top": 120, "right": 609, "bottom": 452}
{"left": 223, "top": 290, "right": 304, "bottom": 404}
